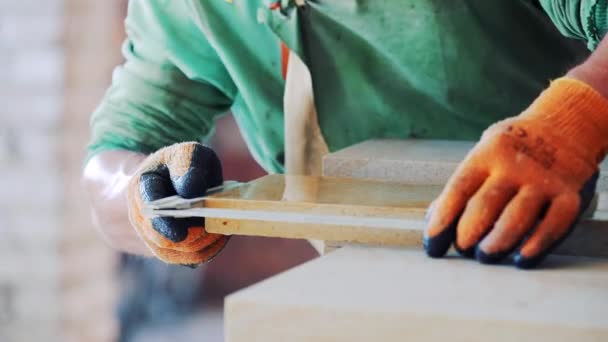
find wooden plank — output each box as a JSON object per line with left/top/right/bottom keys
{"left": 320, "top": 139, "right": 608, "bottom": 256}
{"left": 145, "top": 139, "right": 608, "bottom": 257}
{"left": 203, "top": 174, "right": 439, "bottom": 247}
{"left": 222, "top": 139, "right": 608, "bottom": 341}
{"left": 185, "top": 174, "right": 607, "bottom": 258}
{"left": 225, "top": 245, "right": 608, "bottom": 342}
{"left": 322, "top": 139, "right": 608, "bottom": 192}
{"left": 323, "top": 139, "right": 472, "bottom": 185}
{"left": 204, "top": 174, "right": 438, "bottom": 216}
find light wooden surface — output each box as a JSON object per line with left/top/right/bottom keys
{"left": 320, "top": 139, "right": 608, "bottom": 256}
{"left": 206, "top": 174, "right": 438, "bottom": 215}
{"left": 225, "top": 245, "right": 608, "bottom": 342}
{"left": 198, "top": 174, "right": 608, "bottom": 258}
{"left": 323, "top": 139, "right": 608, "bottom": 192}
{"left": 204, "top": 174, "right": 440, "bottom": 247}
{"left": 149, "top": 139, "right": 608, "bottom": 256}
{"left": 224, "top": 139, "right": 608, "bottom": 341}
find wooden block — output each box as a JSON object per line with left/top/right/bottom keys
{"left": 225, "top": 246, "right": 608, "bottom": 342}
{"left": 322, "top": 139, "right": 608, "bottom": 190}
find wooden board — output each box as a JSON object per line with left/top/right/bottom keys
{"left": 225, "top": 245, "right": 608, "bottom": 342}
{"left": 145, "top": 139, "right": 608, "bottom": 257}
{"left": 322, "top": 139, "right": 608, "bottom": 192}
{"left": 323, "top": 139, "right": 473, "bottom": 185}
{"left": 320, "top": 139, "right": 608, "bottom": 255}
{"left": 191, "top": 174, "right": 608, "bottom": 258}
{"left": 203, "top": 174, "right": 441, "bottom": 247}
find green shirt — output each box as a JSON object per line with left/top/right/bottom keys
{"left": 89, "top": 0, "right": 607, "bottom": 173}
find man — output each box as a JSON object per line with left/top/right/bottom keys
{"left": 84, "top": 0, "right": 608, "bottom": 268}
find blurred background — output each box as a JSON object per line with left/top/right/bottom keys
{"left": 0, "top": 1, "right": 317, "bottom": 341}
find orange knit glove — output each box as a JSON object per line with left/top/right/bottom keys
{"left": 424, "top": 78, "right": 608, "bottom": 268}
{"left": 127, "top": 142, "right": 229, "bottom": 266}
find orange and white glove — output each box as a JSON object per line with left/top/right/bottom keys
{"left": 424, "top": 78, "right": 608, "bottom": 268}
{"left": 127, "top": 142, "right": 229, "bottom": 266}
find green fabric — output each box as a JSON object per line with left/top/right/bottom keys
{"left": 89, "top": 1, "right": 237, "bottom": 156}
{"left": 89, "top": 0, "right": 591, "bottom": 173}
{"left": 540, "top": 0, "right": 608, "bottom": 49}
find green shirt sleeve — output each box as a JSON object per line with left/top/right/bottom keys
{"left": 87, "top": 0, "right": 238, "bottom": 159}
{"left": 539, "top": 0, "right": 608, "bottom": 50}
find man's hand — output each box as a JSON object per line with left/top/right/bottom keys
{"left": 126, "top": 142, "right": 228, "bottom": 266}
{"left": 423, "top": 78, "right": 608, "bottom": 268}
{"left": 84, "top": 142, "right": 228, "bottom": 266}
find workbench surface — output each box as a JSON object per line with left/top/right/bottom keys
{"left": 226, "top": 246, "right": 608, "bottom": 342}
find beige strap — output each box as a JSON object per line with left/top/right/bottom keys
{"left": 283, "top": 50, "right": 329, "bottom": 176}
{"left": 283, "top": 49, "right": 330, "bottom": 254}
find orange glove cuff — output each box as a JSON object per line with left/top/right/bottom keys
{"left": 520, "top": 77, "right": 608, "bottom": 164}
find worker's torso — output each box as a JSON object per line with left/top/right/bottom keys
{"left": 187, "top": 0, "right": 587, "bottom": 172}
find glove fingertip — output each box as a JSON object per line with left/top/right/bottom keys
{"left": 173, "top": 144, "right": 223, "bottom": 199}
{"left": 580, "top": 172, "right": 599, "bottom": 200}
{"left": 173, "top": 166, "right": 209, "bottom": 199}
{"left": 512, "top": 253, "right": 543, "bottom": 270}
{"left": 423, "top": 224, "right": 456, "bottom": 258}
{"left": 475, "top": 247, "right": 507, "bottom": 265}
{"left": 192, "top": 144, "right": 223, "bottom": 184}
{"left": 140, "top": 165, "right": 175, "bottom": 202}
{"left": 151, "top": 217, "right": 205, "bottom": 243}
{"left": 151, "top": 217, "right": 189, "bottom": 242}
{"left": 454, "top": 244, "right": 475, "bottom": 259}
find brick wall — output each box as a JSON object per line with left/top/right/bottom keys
{"left": 60, "top": 1, "right": 125, "bottom": 341}
{"left": 0, "top": 1, "right": 123, "bottom": 341}
{"left": 0, "top": 0, "right": 63, "bottom": 340}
